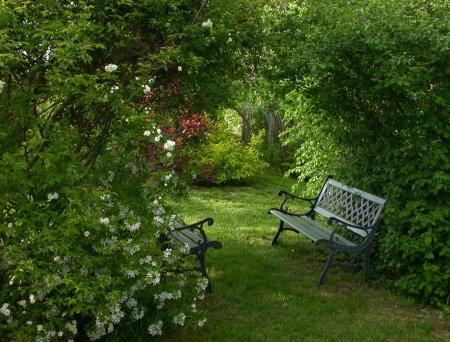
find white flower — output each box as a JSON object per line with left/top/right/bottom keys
{"left": 154, "top": 135, "right": 161, "bottom": 142}
{"left": 37, "top": 325, "right": 44, "bottom": 332}
{"left": 47, "top": 192, "right": 59, "bottom": 200}
{"left": 29, "top": 295, "right": 36, "bottom": 304}
{"left": 58, "top": 331, "right": 63, "bottom": 337}
{"left": 173, "top": 313, "right": 186, "bottom": 326}
{"left": 0, "top": 303, "right": 10, "bottom": 316}
{"left": 143, "top": 130, "right": 151, "bottom": 136}
{"left": 143, "top": 84, "right": 151, "bottom": 94}
{"left": 178, "top": 66, "right": 182, "bottom": 72}
{"left": 84, "top": 231, "right": 90, "bottom": 237}
{"left": 99, "top": 217, "right": 110, "bottom": 226}
{"left": 227, "top": 37, "right": 232, "bottom": 43}
{"left": 18, "top": 300, "right": 26, "bottom": 308}
{"left": 148, "top": 320, "right": 163, "bottom": 336}
{"left": 104, "top": 64, "right": 118, "bottom": 72}
{"left": 198, "top": 317, "right": 207, "bottom": 327}
{"left": 163, "top": 140, "right": 176, "bottom": 151}
{"left": 202, "top": 19, "right": 213, "bottom": 28}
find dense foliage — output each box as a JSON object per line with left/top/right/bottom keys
{"left": 196, "top": 122, "right": 268, "bottom": 184}
{"left": 269, "top": 0, "right": 450, "bottom": 310}
{"left": 0, "top": 0, "right": 265, "bottom": 340}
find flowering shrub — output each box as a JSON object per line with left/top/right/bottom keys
{"left": 0, "top": 0, "right": 268, "bottom": 339}
{"left": 0, "top": 1, "right": 224, "bottom": 341}
{"left": 0, "top": 103, "right": 214, "bottom": 342}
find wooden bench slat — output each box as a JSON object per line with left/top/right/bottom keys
{"left": 269, "top": 210, "right": 356, "bottom": 247}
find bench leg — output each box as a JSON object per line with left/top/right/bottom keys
{"left": 318, "top": 248, "right": 335, "bottom": 286}
{"left": 197, "top": 251, "right": 212, "bottom": 293}
{"left": 271, "top": 220, "right": 285, "bottom": 246}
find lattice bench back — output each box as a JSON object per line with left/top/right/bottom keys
{"left": 314, "top": 178, "right": 388, "bottom": 237}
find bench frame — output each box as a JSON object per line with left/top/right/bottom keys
{"left": 268, "top": 176, "right": 388, "bottom": 286}
{"left": 161, "top": 217, "right": 222, "bottom": 293}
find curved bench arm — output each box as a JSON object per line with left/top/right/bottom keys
{"left": 277, "top": 190, "right": 317, "bottom": 213}
{"left": 173, "top": 217, "right": 214, "bottom": 242}
{"left": 327, "top": 216, "right": 376, "bottom": 241}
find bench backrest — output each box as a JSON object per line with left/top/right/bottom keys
{"left": 314, "top": 178, "right": 388, "bottom": 237}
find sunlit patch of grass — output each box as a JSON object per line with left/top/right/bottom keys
{"left": 154, "top": 170, "right": 450, "bottom": 342}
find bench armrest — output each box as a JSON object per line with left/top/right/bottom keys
{"left": 277, "top": 190, "right": 317, "bottom": 213}
{"left": 173, "top": 217, "right": 214, "bottom": 242}
{"left": 327, "top": 216, "right": 374, "bottom": 240}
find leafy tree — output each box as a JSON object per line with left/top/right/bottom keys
{"left": 0, "top": 0, "right": 265, "bottom": 340}
{"left": 268, "top": 0, "right": 450, "bottom": 310}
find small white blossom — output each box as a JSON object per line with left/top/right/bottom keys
{"left": 143, "top": 84, "right": 151, "bottom": 94}
{"left": 0, "top": 303, "right": 10, "bottom": 316}
{"left": 104, "top": 64, "right": 118, "bottom": 72}
{"left": 99, "top": 217, "right": 110, "bottom": 226}
{"left": 178, "top": 66, "right": 182, "bottom": 72}
{"left": 143, "top": 130, "right": 151, "bottom": 136}
{"left": 173, "top": 313, "right": 186, "bottom": 326}
{"left": 47, "top": 192, "right": 59, "bottom": 200}
{"left": 163, "top": 140, "right": 176, "bottom": 151}
{"left": 227, "top": 37, "right": 233, "bottom": 43}
{"left": 202, "top": 19, "right": 213, "bottom": 28}
{"left": 37, "top": 325, "right": 44, "bottom": 332}
{"left": 29, "top": 295, "right": 36, "bottom": 304}
{"left": 198, "top": 317, "right": 207, "bottom": 327}
{"left": 148, "top": 320, "right": 163, "bottom": 336}
{"left": 17, "top": 300, "right": 26, "bottom": 308}
{"left": 84, "top": 231, "right": 90, "bottom": 237}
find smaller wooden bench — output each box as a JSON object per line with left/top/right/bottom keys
{"left": 268, "top": 176, "right": 388, "bottom": 286}
{"left": 161, "top": 217, "right": 222, "bottom": 293}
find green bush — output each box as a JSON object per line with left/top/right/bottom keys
{"left": 196, "top": 126, "right": 268, "bottom": 185}
{"left": 271, "top": 0, "right": 450, "bottom": 310}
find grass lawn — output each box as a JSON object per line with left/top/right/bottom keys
{"left": 159, "top": 170, "right": 450, "bottom": 342}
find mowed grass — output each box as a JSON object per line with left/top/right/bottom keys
{"left": 163, "top": 171, "right": 450, "bottom": 342}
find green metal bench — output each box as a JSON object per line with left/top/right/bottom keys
{"left": 268, "top": 176, "right": 388, "bottom": 286}
{"left": 161, "top": 218, "right": 222, "bottom": 293}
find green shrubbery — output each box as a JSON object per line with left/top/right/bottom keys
{"left": 195, "top": 124, "right": 268, "bottom": 185}
{"left": 270, "top": 0, "right": 450, "bottom": 310}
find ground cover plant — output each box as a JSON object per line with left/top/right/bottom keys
{"left": 165, "top": 171, "right": 450, "bottom": 342}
